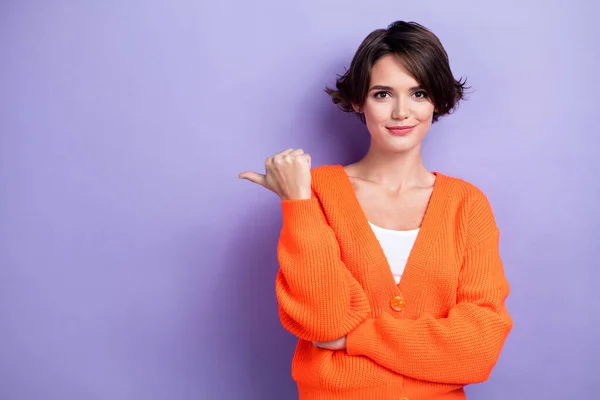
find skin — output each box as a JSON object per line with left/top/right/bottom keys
{"left": 239, "top": 54, "right": 438, "bottom": 351}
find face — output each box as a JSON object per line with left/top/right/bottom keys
{"left": 354, "top": 54, "right": 435, "bottom": 154}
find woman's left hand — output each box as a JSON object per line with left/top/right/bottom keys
{"left": 313, "top": 336, "right": 346, "bottom": 350}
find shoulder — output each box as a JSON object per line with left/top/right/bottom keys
{"left": 437, "top": 172, "right": 494, "bottom": 217}
{"left": 310, "top": 164, "right": 340, "bottom": 178}
{"left": 438, "top": 172, "right": 489, "bottom": 203}
{"left": 437, "top": 172, "right": 499, "bottom": 245}
{"left": 308, "top": 164, "right": 354, "bottom": 207}
{"left": 309, "top": 164, "right": 346, "bottom": 188}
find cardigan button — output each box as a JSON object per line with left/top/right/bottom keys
{"left": 390, "top": 296, "right": 405, "bottom": 311}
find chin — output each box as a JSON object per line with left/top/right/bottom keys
{"left": 374, "top": 140, "right": 420, "bottom": 155}
{"left": 376, "top": 135, "right": 422, "bottom": 153}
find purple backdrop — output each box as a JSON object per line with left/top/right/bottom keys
{"left": 1, "top": 1, "right": 599, "bottom": 399}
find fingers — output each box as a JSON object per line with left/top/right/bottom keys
{"left": 278, "top": 148, "right": 304, "bottom": 156}
{"left": 239, "top": 148, "right": 310, "bottom": 195}
{"left": 239, "top": 148, "right": 304, "bottom": 184}
{"left": 267, "top": 148, "right": 308, "bottom": 169}
{"left": 273, "top": 148, "right": 304, "bottom": 163}
{"left": 297, "top": 153, "right": 311, "bottom": 167}
{"left": 287, "top": 148, "right": 304, "bottom": 156}
{"left": 312, "top": 336, "right": 345, "bottom": 350}
{"left": 276, "top": 149, "right": 308, "bottom": 163}
{"left": 312, "top": 341, "right": 337, "bottom": 350}
{"left": 238, "top": 171, "right": 267, "bottom": 188}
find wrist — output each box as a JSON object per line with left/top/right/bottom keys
{"left": 281, "top": 192, "right": 312, "bottom": 201}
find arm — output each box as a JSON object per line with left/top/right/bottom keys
{"left": 346, "top": 197, "right": 513, "bottom": 385}
{"left": 275, "top": 196, "right": 371, "bottom": 342}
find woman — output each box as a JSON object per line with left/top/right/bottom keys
{"left": 239, "top": 20, "right": 512, "bottom": 400}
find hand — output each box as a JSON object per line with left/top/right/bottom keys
{"left": 313, "top": 336, "right": 346, "bottom": 350}
{"left": 238, "top": 148, "right": 312, "bottom": 201}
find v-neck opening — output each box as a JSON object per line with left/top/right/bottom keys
{"left": 334, "top": 164, "right": 445, "bottom": 290}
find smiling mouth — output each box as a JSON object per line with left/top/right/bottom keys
{"left": 386, "top": 126, "right": 416, "bottom": 136}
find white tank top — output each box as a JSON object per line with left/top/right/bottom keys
{"left": 369, "top": 222, "right": 419, "bottom": 284}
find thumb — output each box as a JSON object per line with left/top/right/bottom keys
{"left": 238, "top": 171, "right": 268, "bottom": 188}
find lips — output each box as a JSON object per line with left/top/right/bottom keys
{"left": 386, "top": 126, "right": 416, "bottom": 136}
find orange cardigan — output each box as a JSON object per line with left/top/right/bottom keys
{"left": 275, "top": 165, "right": 513, "bottom": 400}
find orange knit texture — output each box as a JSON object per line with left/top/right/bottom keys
{"left": 275, "top": 165, "right": 513, "bottom": 400}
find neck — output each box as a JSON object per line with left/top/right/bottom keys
{"left": 354, "top": 143, "right": 433, "bottom": 190}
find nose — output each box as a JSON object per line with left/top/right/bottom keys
{"left": 392, "top": 96, "right": 409, "bottom": 120}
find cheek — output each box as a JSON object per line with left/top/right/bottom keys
{"left": 363, "top": 102, "right": 390, "bottom": 125}
{"left": 415, "top": 103, "right": 435, "bottom": 122}
{"left": 364, "top": 112, "right": 388, "bottom": 137}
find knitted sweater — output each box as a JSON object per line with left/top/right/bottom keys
{"left": 275, "top": 165, "right": 513, "bottom": 400}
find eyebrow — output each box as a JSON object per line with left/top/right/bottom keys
{"left": 369, "top": 84, "right": 424, "bottom": 92}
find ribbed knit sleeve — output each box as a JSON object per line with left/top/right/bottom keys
{"left": 346, "top": 193, "right": 513, "bottom": 385}
{"left": 275, "top": 197, "right": 371, "bottom": 342}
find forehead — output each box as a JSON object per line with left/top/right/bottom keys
{"left": 370, "top": 54, "right": 419, "bottom": 88}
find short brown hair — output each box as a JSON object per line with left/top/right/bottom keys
{"left": 325, "top": 21, "right": 468, "bottom": 123}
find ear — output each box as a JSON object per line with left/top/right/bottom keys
{"left": 352, "top": 103, "right": 362, "bottom": 113}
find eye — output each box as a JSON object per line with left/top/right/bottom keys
{"left": 413, "top": 90, "right": 429, "bottom": 99}
{"left": 373, "top": 91, "right": 391, "bottom": 99}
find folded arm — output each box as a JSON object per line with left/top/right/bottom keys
{"left": 275, "top": 197, "right": 370, "bottom": 342}
{"left": 346, "top": 196, "right": 513, "bottom": 385}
